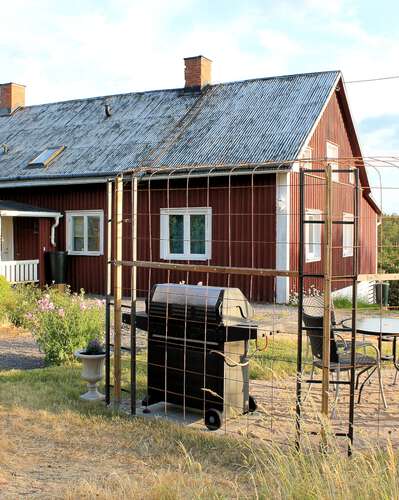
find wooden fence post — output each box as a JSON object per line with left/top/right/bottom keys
{"left": 113, "top": 175, "right": 123, "bottom": 406}
{"left": 321, "top": 163, "right": 333, "bottom": 437}
{"left": 130, "top": 176, "right": 138, "bottom": 415}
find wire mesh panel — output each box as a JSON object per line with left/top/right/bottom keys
{"left": 104, "top": 158, "right": 399, "bottom": 453}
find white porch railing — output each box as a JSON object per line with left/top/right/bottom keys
{"left": 0, "top": 259, "right": 39, "bottom": 283}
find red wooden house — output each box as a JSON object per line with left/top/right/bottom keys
{"left": 0, "top": 56, "right": 378, "bottom": 302}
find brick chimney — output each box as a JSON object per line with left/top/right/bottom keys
{"left": 0, "top": 83, "right": 25, "bottom": 115}
{"left": 184, "top": 56, "right": 212, "bottom": 90}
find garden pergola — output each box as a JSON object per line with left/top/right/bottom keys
{"left": 104, "top": 157, "right": 399, "bottom": 454}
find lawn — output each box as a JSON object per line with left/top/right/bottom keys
{"left": 250, "top": 336, "right": 305, "bottom": 380}
{"left": 1, "top": 282, "right": 398, "bottom": 497}
{"left": 2, "top": 351, "right": 399, "bottom": 498}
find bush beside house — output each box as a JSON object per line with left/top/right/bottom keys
{"left": 0, "top": 280, "right": 105, "bottom": 365}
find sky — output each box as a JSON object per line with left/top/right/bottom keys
{"left": 0, "top": 0, "right": 398, "bottom": 212}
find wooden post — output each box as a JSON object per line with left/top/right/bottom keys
{"left": 38, "top": 218, "right": 53, "bottom": 287}
{"left": 321, "top": 164, "right": 333, "bottom": 428}
{"left": 105, "top": 179, "right": 113, "bottom": 405}
{"left": 113, "top": 176, "right": 123, "bottom": 406}
{"left": 107, "top": 180, "right": 113, "bottom": 297}
{"left": 130, "top": 176, "right": 138, "bottom": 415}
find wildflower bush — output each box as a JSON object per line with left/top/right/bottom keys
{"left": 0, "top": 276, "right": 17, "bottom": 324}
{"left": 6, "top": 283, "right": 41, "bottom": 327}
{"left": 24, "top": 288, "right": 105, "bottom": 365}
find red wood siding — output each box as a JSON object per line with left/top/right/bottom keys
{"left": 307, "top": 90, "right": 358, "bottom": 177}
{"left": 359, "top": 198, "right": 377, "bottom": 275}
{"left": 0, "top": 184, "right": 107, "bottom": 293}
{"left": 0, "top": 176, "right": 277, "bottom": 301}
{"left": 289, "top": 90, "right": 377, "bottom": 295}
{"left": 38, "top": 218, "right": 54, "bottom": 285}
{"left": 14, "top": 218, "right": 38, "bottom": 259}
{"left": 122, "top": 175, "right": 276, "bottom": 302}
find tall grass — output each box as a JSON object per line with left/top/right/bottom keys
{"left": 61, "top": 433, "right": 399, "bottom": 499}
{"left": 251, "top": 439, "right": 399, "bottom": 499}
{"left": 250, "top": 336, "right": 312, "bottom": 380}
{"left": 1, "top": 362, "right": 399, "bottom": 498}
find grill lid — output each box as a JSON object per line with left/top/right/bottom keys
{"left": 151, "top": 283, "right": 254, "bottom": 324}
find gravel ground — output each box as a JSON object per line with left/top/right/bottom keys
{"left": 0, "top": 326, "right": 44, "bottom": 371}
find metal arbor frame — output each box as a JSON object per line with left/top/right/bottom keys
{"left": 103, "top": 167, "right": 299, "bottom": 417}
{"left": 102, "top": 159, "right": 398, "bottom": 452}
{"left": 296, "top": 164, "right": 360, "bottom": 455}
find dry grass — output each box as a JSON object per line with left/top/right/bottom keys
{"left": 3, "top": 399, "right": 397, "bottom": 500}
{"left": 0, "top": 323, "right": 30, "bottom": 337}
{"left": 0, "top": 403, "right": 247, "bottom": 498}
{"left": 1, "top": 343, "right": 399, "bottom": 498}
{"left": 0, "top": 365, "right": 250, "bottom": 498}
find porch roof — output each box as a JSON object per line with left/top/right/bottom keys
{"left": 0, "top": 200, "right": 61, "bottom": 218}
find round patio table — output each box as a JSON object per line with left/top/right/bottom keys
{"left": 343, "top": 317, "right": 399, "bottom": 370}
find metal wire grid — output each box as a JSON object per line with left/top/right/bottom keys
{"left": 104, "top": 158, "right": 399, "bottom": 452}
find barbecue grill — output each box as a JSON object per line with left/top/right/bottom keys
{"left": 129, "top": 283, "right": 261, "bottom": 430}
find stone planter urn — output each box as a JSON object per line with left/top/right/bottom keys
{"left": 75, "top": 350, "right": 106, "bottom": 401}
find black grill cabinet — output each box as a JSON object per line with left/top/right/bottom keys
{"left": 134, "top": 283, "right": 259, "bottom": 430}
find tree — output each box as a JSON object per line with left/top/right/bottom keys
{"left": 378, "top": 214, "right": 399, "bottom": 306}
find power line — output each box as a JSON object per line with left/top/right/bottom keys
{"left": 345, "top": 75, "right": 399, "bottom": 84}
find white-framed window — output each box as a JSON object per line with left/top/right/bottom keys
{"left": 342, "top": 212, "right": 354, "bottom": 257}
{"left": 160, "top": 207, "right": 212, "bottom": 261}
{"left": 66, "top": 210, "right": 104, "bottom": 256}
{"left": 326, "top": 141, "right": 339, "bottom": 182}
{"left": 349, "top": 169, "right": 355, "bottom": 184}
{"left": 301, "top": 146, "right": 313, "bottom": 169}
{"left": 305, "top": 209, "right": 322, "bottom": 263}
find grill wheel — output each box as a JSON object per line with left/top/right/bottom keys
{"left": 204, "top": 408, "right": 223, "bottom": 430}
{"left": 249, "top": 395, "right": 257, "bottom": 413}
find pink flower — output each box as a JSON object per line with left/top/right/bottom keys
{"left": 38, "top": 297, "right": 55, "bottom": 311}
{"left": 25, "top": 312, "right": 33, "bottom": 320}
{"left": 79, "top": 302, "right": 87, "bottom": 311}
{"left": 58, "top": 308, "right": 65, "bottom": 318}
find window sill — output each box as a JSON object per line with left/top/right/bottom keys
{"left": 305, "top": 257, "right": 321, "bottom": 263}
{"left": 67, "top": 251, "right": 103, "bottom": 257}
{"left": 343, "top": 253, "right": 354, "bottom": 258}
{"left": 161, "top": 255, "right": 210, "bottom": 261}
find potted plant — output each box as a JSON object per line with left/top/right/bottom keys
{"left": 75, "top": 339, "right": 106, "bottom": 401}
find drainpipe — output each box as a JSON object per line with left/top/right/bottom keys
{"left": 50, "top": 214, "right": 62, "bottom": 247}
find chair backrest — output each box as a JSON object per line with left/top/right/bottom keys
{"left": 302, "top": 294, "right": 337, "bottom": 324}
{"left": 302, "top": 295, "right": 338, "bottom": 363}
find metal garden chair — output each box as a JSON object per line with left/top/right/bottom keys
{"left": 302, "top": 295, "right": 387, "bottom": 415}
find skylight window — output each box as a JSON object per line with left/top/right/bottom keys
{"left": 28, "top": 146, "right": 65, "bottom": 168}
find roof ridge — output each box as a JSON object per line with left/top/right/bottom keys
{"left": 9, "top": 70, "right": 341, "bottom": 111}
{"left": 211, "top": 69, "right": 341, "bottom": 88}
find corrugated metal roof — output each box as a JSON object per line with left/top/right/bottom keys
{"left": 0, "top": 71, "right": 340, "bottom": 182}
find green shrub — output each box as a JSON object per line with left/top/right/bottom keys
{"left": 333, "top": 296, "right": 377, "bottom": 310}
{"left": 6, "top": 283, "right": 41, "bottom": 327}
{"left": 379, "top": 215, "right": 399, "bottom": 306}
{"left": 25, "top": 288, "right": 105, "bottom": 365}
{"left": 0, "top": 276, "right": 16, "bottom": 324}
{"left": 389, "top": 281, "right": 399, "bottom": 307}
